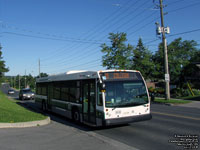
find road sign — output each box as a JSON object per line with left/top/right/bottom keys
{"left": 165, "top": 74, "right": 170, "bottom": 81}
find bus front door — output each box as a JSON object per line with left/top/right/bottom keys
{"left": 82, "top": 80, "right": 96, "bottom": 125}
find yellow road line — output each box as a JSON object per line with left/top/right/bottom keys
{"left": 151, "top": 111, "right": 200, "bottom": 121}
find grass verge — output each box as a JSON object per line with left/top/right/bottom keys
{"left": 0, "top": 91, "right": 46, "bottom": 123}
{"left": 176, "top": 95, "right": 200, "bottom": 101}
{"left": 154, "top": 98, "right": 191, "bottom": 104}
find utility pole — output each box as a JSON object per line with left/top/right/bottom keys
{"left": 25, "top": 70, "right": 27, "bottom": 88}
{"left": 13, "top": 76, "right": 15, "bottom": 88}
{"left": 19, "top": 75, "right": 20, "bottom": 90}
{"left": 10, "top": 77, "right": 12, "bottom": 88}
{"left": 39, "top": 58, "right": 41, "bottom": 78}
{"left": 159, "top": 0, "right": 170, "bottom": 100}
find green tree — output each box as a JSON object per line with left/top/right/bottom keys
{"left": 131, "top": 38, "right": 154, "bottom": 79}
{"left": 101, "top": 32, "right": 133, "bottom": 69}
{"left": 0, "top": 45, "right": 9, "bottom": 82}
{"left": 15, "top": 75, "right": 20, "bottom": 89}
{"left": 36, "top": 72, "right": 48, "bottom": 78}
{"left": 14, "top": 74, "right": 38, "bottom": 90}
{"left": 153, "top": 38, "right": 199, "bottom": 84}
{"left": 180, "top": 50, "right": 200, "bottom": 88}
{"left": 26, "top": 74, "right": 36, "bottom": 89}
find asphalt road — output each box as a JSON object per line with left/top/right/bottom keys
{"left": 94, "top": 104, "right": 200, "bottom": 150}
{"left": 1, "top": 85, "right": 200, "bottom": 150}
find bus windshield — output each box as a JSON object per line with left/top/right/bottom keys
{"left": 104, "top": 81, "right": 148, "bottom": 108}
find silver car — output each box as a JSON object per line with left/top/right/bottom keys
{"left": 8, "top": 89, "right": 15, "bottom": 94}
{"left": 19, "top": 89, "right": 35, "bottom": 100}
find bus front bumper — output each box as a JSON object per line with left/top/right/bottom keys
{"left": 104, "top": 113, "right": 152, "bottom": 126}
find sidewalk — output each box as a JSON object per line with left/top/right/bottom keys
{"left": 175, "top": 101, "right": 200, "bottom": 109}
{"left": 154, "top": 96, "right": 200, "bottom": 109}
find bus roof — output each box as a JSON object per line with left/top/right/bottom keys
{"left": 36, "top": 70, "right": 140, "bottom": 83}
{"left": 36, "top": 70, "right": 98, "bottom": 83}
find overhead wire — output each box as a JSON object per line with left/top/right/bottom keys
{"left": 167, "top": 1, "right": 200, "bottom": 13}
{"left": 39, "top": 0, "right": 134, "bottom": 62}
{"left": 12, "top": 0, "right": 158, "bottom": 74}
{"left": 10, "top": 0, "right": 196, "bottom": 74}
{"left": 42, "top": 13, "right": 159, "bottom": 73}
{"left": 46, "top": 58, "right": 101, "bottom": 74}
{"left": 40, "top": 0, "right": 156, "bottom": 67}
{"left": 7, "top": 0, "right": 132, "bottom": 70}
{"left": 168, "top": 28, "right": 200, "bottom": 37}
{"left": 40, "top": 1, "right": 200, "bottom": 64}
{"left": 0, "top": 23, "right": 106, "bottom": 43}
{"left": 1, "top": 31, "right": 103, "bottom": 44}
{"left": 40, "top": 0, "right": 149, "bottom": 67}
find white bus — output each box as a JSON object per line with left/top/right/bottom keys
{"left": 35, "top": 70, "right": 152, "bottom": 126}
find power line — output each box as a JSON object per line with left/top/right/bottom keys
{"left": 166, "top": 0, "right": 187, "bottom": 5}
{"left": 144, "top": 38, "right": 160, "bottom": 45}
{"left": 39, "top": 0, "right": 134, "bottom": 62}
{"left": 40, "top": 1, "right": 152, "bottom": 67}
{"left": 41, "top": 1, "right": 157, "bottom": 67}
{"left": 168, "top": 1, "right": 200, "bottom": 13}
{"left": 128, "top": 16, "right": 159, "bottom": 36}
{"left": 41, "top": 46, "right": 102, "bottom": 68}
{"left": 1, "top": 32, "right": 103, "bottom": 44}
{"left": 168, "top": 28, "right": 200, "bottom": 37}
{"left": 143, "top": 28, "right": 200, "bottom": 47}
{"left": 125, "top": 11, "right": 158, "bottom": 35}
{"left": 12, "top": 1, "right": 161, "bottom": 74}
{"left": 4, "top": 0, "right": 133, "bottom": 64}
{"left": 103, "top": 0, "right": 151, "bottom": 33}
{"left": 1, "top": 22, "right": 107, "bottom": 43}
{"left": 46, "top": 59, "right": 102, "bottom": 74}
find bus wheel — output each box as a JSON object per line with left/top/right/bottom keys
{"left": 72, "top": 110, "right": 80, "bottom": 123}
{"left": 42, "top": 101, "right": 46, "bottom": 112}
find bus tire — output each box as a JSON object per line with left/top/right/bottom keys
{"left": 42, "top": 101, "right": 47, "bottom": 112}
{"left": 72, "top": 109, "right": 80, "bottom": 123}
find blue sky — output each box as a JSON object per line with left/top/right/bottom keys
{"left": 0, "top": 0, "right": 200, "bottom": 76}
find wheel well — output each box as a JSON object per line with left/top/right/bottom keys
{"left": 72, "top": 106, "right": 79, "bottom": 114}
{"left": 42, "top": 100, "right": 46, "bottom": 107}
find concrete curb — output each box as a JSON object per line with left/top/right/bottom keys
{"left": 0, "top": 117, "right": 51, "bottom": 128}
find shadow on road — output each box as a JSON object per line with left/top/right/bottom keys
{"left": 1, "top": 86, "right": 130, "bottom": 131}
{"left": 16, "top": 100, "right": 129, "bottom": 131}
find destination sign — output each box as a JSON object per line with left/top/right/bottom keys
{"left": 100, "top": 72, "right": 142, "bottom": 80}
{"left": 105, "top": 73, "right": 129, "bottom": 79}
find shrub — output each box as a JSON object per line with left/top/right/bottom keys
{"left": 148, "top": 87, "right": 155, "bottom": 93}
{"left": 192, "top": 89, "right": 200, "bottom": 96}
{"left": 155, "top": 88, "right": 165, "bottom": 94}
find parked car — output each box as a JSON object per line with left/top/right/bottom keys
{"left": 8, "top": 89, "right": 15, "bottom": 94}
{"left": 19, "top": 88, "right": 35, "bottom": 100}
